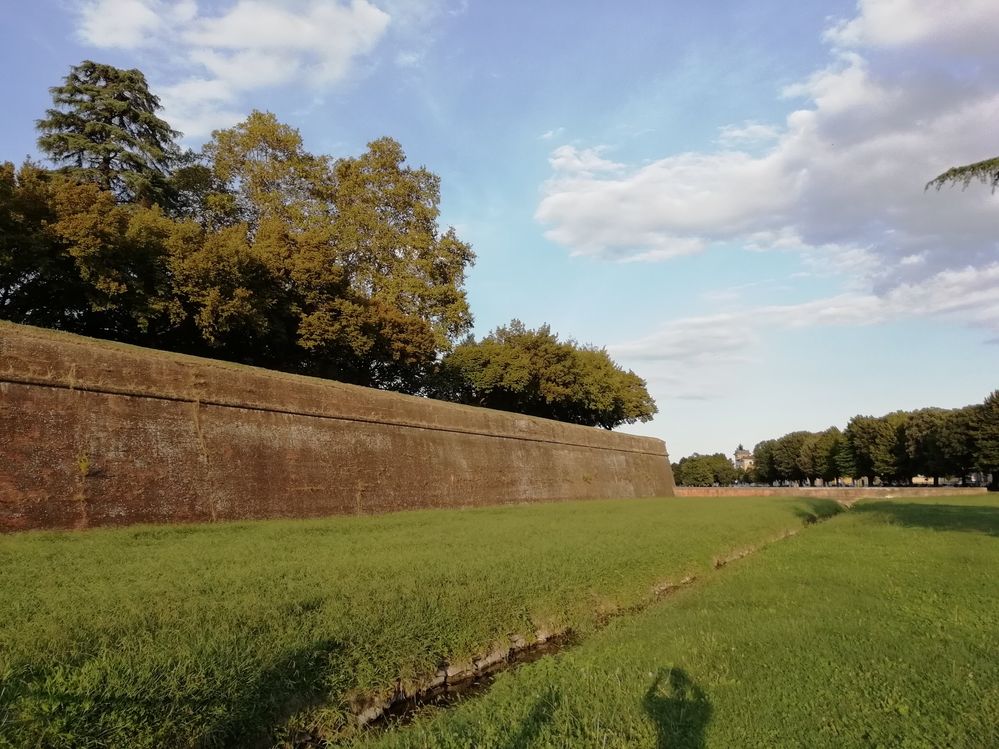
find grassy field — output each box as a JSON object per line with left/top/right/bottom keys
{"left": 353, "top": 495, "right": 999, "bottom": 749}
{"left": 0, "top": 496, "right": 839, "bottom": 748}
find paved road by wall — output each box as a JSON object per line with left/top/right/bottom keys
{"left": 0, "top": 322, "right": 674, "bottom": 532}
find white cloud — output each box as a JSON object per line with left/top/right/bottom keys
{"left": 547, "top": 145, "right": 623, "bottom": 175}
{"left": 74, "top": 0, "right": 392, "bottom": 137}
{"left": 157, "top": 78, "right": 244, "bottom": 141}
{"left": 395, "top": 50, "right": 424, "bottom": 67}
{"left": 717, "top": 121, "right": 780, "bottom": 146}
{"left": 538, "top": 145, "right": 794, "bottom": 261}
{"left": 825, "top": 0, "right": 999, "bottom": 52}
{"left": 536, "top": 0, "right": 999, "bottom": 294}
{"left": 540, "top": 127, "right": 565, "bottom": 141}
{"left": 77, "top": 0, "right": 165, "bottom": 48}
{"left": 184, "top": 1, "right": 389, "bottom": 86}
{"left": 611, "top": 262, "right": 999, "bottom": 400}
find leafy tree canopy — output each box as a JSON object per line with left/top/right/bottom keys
{"left": 432, "top": 320, "right": 657, "bottom": 429}
{"left": 927, "top": 156, "right": 999, "bottom": 193}
{"left": 673, "top": 453, "right": 737, "bottom": 487}
{"left": 745, "top": 396, "right": 994, "bottom": 488}
{"left": 976, "top": 391, "right": 999, "bottom": 489}
{"left": 3, "top": 62, "right": 656, "bottom": 430}
{"left": 36, "top": 61, "right": 180, "bottom": 203}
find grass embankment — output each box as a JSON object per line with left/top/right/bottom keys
{"left": 0, "top": 496, "right": 837, "bottom": 747}
{"left": 355, "top": 495, "right": 999, "bottom": 749}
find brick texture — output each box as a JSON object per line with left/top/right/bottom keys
{"left": 0, "top": 322, "right": 675, "bottom": 531}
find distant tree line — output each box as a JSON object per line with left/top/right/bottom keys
{"left": 0, "top": 61, "right": 656, "bottom": 429}
{"left": 750, "top": 393, "right": 999, "bottom": 490}
{"left": 671, "top": 391, "right": 998, "bottom": 490}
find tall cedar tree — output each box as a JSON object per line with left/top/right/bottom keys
{"left": 36, "top": 61, "right": 180, "bottom": 203}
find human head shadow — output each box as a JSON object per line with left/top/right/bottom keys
{"left": 643, "top": 668, "right": 711, "bottom": 749}
{"left": 498, "top": 686, "right": 561, "bottom": 749}
{"left": 854, "top": 501, "right": 999, "bottom": 537}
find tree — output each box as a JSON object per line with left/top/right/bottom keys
{"left": 939, "top": 406, "right": 981, "bottom": 483}
{"left": 176, "top": 113, "right": 477, "bottom": 390}
{"left": 47, "top": 177, "right": 183, "bottom": 340}
{"left": 975, "top": 391, "right": 999, "bottom": 490}
{"left": 673, "top": 453, "right": 736, "bottom": 487}
{"left": 845, "top": 414, "right": 909, "bottom": 485}
{"left": 673, "top": 455, "right": 714, "bottom": 487}
{"left": 10, "top": 67, "right": 658, "bottom": 425}
{"left": 707, "top": 453, "right": 739, "bottom": 486}
{"left": 796, "top": 432, "right": 821, "bottom": 486}
{"left": 927, "top": 156, "right": 999, "bottom": 192}
{"left": 434, "top": 320, "right": 657, "bottom": 428}
{"left": 299, "top": 134, "right": 475, "bottom": 389}
{"left": 904, "top": 408, "right": 949, "bottom": 485}
{"left": 809, "top": 427, "right": 844, "bottom": 485}
{"left": 751, "top": 439, "right": 778, "bottom": 484}
{"left": 774, "top": 431, "right": 810, "bottom": 484}
{"left": 37, "top": 61, "right": 180, "bottom": 203}
{"left": 832, "top": 434, "right": 857, "bottom": 483}
{"left": 0, "top": 162, "right": 84, "bottom": 327}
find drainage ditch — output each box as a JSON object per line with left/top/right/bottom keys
{"left": 301, "top": 503, "right": 851, "bottom": 745}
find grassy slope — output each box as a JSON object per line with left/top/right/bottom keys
{"left": 0, "top": 496, "right": 837, "bottom": 748}
{"left": 356, "top": 496, "right": 999, "bottom": 749}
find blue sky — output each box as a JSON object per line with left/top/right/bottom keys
{"left": 2, "top": 0, "right": 998, "bottom": 459}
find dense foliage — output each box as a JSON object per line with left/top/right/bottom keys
{"left": 750, "top": 392, "right": 999, "bottom": 488}
{"left": 927, "top": 154, "right": 999, "bottom": 192}
{"left": 431, "top": 321, "right": 656, "bottom": 428}
{"left": 36, "top": 61, "right": 180, "bottom": 204}
{"left": 671, "top": 452, "right": 739, "bottom": 486}
{"left": 1, "top": 61, "right": 655, "bottom": 426}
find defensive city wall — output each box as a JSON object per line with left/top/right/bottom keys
{"left": 0, "top": 322, "right": 675, "bottom": 532}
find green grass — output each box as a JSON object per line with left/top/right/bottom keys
{"left": 352, "top": 495, "right": 999, "bottom": 749}
{"left": 0, "top": 496, "right": 839, "bottom": 748}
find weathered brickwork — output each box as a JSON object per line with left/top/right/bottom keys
{"left": 0, "top": 322, "right": 674, "bottom": 531}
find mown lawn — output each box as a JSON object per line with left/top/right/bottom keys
{"left": 0, "top": 496, "right": 838, "bottom": 748}
{"left": 353, "top": 495, "right": 999, "bottom": 749}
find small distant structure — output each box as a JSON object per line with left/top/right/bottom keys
{"left": 733, "top": 444, "right": 754, "bottom": 473}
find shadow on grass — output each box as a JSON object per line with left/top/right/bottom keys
{"left": 792, "top": 499, "right": 845, "bottom": 525}
{"left": 643, "top": 668, "right": 711, "bottom": 749}
{"left": 222, "top": 638, "right": 348, "bottom": 747}
{"left": 6, "top": 637, "right": 346, "bottom": 749}
{"left": 498, "top": 686, "right": 562, "bottom": 749}
{"left": 854, "top": 502, "right": 999, "bottom": 537}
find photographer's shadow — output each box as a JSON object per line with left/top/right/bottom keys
{"left": 642, "top": 668, "right": 712, "bottom": 749}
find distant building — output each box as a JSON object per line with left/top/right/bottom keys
{"left": 734, "top": 445, "right": 754, "bottom": 473}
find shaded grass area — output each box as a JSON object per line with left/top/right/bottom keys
{"left": 0, "top": 496, "right": 840, "bottom": 747}
{"left": 353, "top": 496, "right": 999, "bottom": 749}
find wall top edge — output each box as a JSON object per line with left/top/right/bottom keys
{"left": 0, "top": 321, "right": 669, "bottom": 458}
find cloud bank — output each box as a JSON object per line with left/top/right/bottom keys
{"left": 536, "top": 0, "right": 999, "bottom": 397}
{"left": 75, "top": 0, "right": 392, "bottom": 136}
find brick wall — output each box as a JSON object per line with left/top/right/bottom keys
{"left": 0, "top": 322, "right": 675, "bottom": 531}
